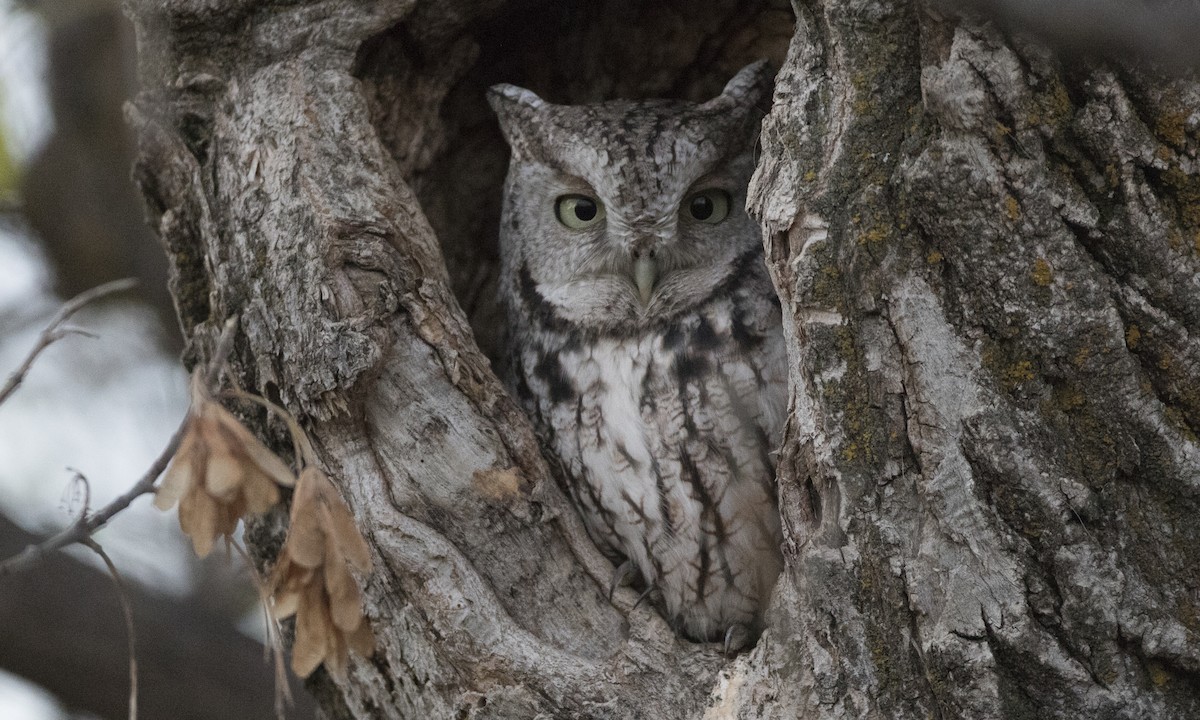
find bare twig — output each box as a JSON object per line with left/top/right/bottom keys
{"left": 83, "top": 539, "right": 139, "bottom": 720}
{"left": 0, "top": 316, "right": 240, "bottom": 577}
{"left": 0, "top": 423, "right": 186, "bottom": 577}
{"left": 0, "top": 278, "right": 137, "bottom": 407}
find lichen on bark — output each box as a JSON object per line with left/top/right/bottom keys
{"left": 746, "top": 1, "right": 1200, "bottom": 717}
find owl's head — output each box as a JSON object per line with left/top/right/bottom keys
{"left": 489, "top": 62, "right": 773, "bottom": 333}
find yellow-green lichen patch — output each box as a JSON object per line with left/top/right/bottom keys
{"left": 1177, "top": 595, "right": 1200, "bottom": 635}
{"left": 982, "top": 340, "right": 1041, "bottom": 397}
{"left": 1031, "top": 258, "right": 1053, "bottom": 287}
{"left": 830, "top": 325, "right": 879, "bottom": 468}
{"left": 1148, "top": 661, "right": 1172, "bottom": 688}
{"left": 1051, "top": 382, "right": 1086, "bottom": 412}
{"left": 1029, "top": 75, "right": 1073, "bottom": 132}
{"left": 810, "top": 255, "right": 844, "bottom": 310}
{"left": 1168, "top": 229, "right": 1184, "bottom": 251}
{"left": 1005, "top": 360, "right": 1036, "bottom": 385}
{"left": 1037, "top": 394, "right": 1117, "bottom": 499}
{"left": 1154, "top": 110, "right": 1188, "bottom": 149}
{"left": 1072, "top": 343, "right": 1092, "bottom": 370}
{"left": 1104, "top": 163, "right": 1120, "bottom": 190}
{"left": 853, "top": 524, "right": 933, "bottom": 701}
{"left": 1128, "top": 324, "right": 1200, "bottom": 436}
{"left": 859, "top": 225, "right": 889, "bottom": 246}
{"left": 1161, "top": 166, "right": 1200, "bottom": 229}
{"left": 1164, "top": 406, "right": 1198, "bottom": 443}
{"left": 1125, "top": 324, "right": 1142, "bottom": 350}
{"left": 1098, "top": 664, "right": 1119, "bottom": 688}
{"left": 1041, "top": 385, "right": 1123, "bottom": 491}
{"left": 1005, "top": 195, "right": 1021, "bottom": 221}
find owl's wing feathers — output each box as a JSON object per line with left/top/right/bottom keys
{"left": 629, "top": 284, "right": 785, "bottom": 634}
{"left": 511, "top": 263, "right": 785, "bottom": 638}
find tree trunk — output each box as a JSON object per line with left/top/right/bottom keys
{"left": 126, "top": 0, "right": 1200, "bottom": 717}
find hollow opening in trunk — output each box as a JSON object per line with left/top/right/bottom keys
{"left": 354, "top": 0, "right": 794, "bottom": 363}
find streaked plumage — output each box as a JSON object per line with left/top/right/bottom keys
{"left": 489, "top": 62, "right": 784, "bottom": 648}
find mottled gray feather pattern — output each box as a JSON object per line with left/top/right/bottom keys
{"left": 490, "top": 62, "right": 785, "bottom": 646}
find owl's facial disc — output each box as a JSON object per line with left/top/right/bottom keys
{"left": 551, "top": 184, "right": 740, "bottom": 309}
{"left": 624, "top": 187, "right": 734, "bottom": 307}
{"left": 554, "top": 191, "right": 662, "bottom": 307}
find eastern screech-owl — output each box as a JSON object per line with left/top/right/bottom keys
{"left": 488, "top": 61, "right": 785, "bottom": 650}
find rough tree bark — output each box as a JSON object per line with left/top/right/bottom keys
{"left": 126, "top": 0, "right": 1200, "bottom": 717}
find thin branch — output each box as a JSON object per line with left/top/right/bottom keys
{"left": 0, "top": 420, "right": 186, "bottom": 577}
{"left": 0, "top": 316, "right": 240, "bottom": 577}
{"left": 83, "top": 539, "right": 139, "bottom": 720}
{"left": 0, "top": 278, "right": 138, "bottom": 407}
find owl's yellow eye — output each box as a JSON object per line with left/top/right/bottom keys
{"left": 555, "top": 195, "right": 605, "bottom": 229}
{"left": 685, "top": 190, "right": 731, "bottom": 224}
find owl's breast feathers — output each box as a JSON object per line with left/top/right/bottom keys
{"left": 509, "top": 259, "right": 785, "bottom": 644}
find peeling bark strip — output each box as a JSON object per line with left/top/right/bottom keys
{"left": 128, "top": 0, "right": 1199, "bottom": 717}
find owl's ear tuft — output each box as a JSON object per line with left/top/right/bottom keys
{"left": 703, "top": 60, "right": 774, "bottom": 112}
{"left": 488, "top": 84, "right": 548, "bottom": 154}
{"left": 488, "top": 84, "right": 546, "bottom": 116}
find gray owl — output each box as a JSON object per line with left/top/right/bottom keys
{"left": 488, "top": 62, "right": 785, "bottom": 651}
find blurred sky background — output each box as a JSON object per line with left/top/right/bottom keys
{"left": 0, "top": 2, "right": 275, "bottom": 717}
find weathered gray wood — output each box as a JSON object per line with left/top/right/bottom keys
{"left": 126, "top": 0, "right": 1200, "bottom": 717}
{"left": 744, "top": 1, "right": 1200, "bottom": 717}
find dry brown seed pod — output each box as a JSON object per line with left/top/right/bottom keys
{"left": 155, "top": 371, "right": 297, "bottom": 558}
{"left": 268, "top": 466, "right": 375, "bottom": 678}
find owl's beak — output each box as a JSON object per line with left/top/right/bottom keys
{"left": 633, "top": 255, "right": 658, "bottom": 305}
